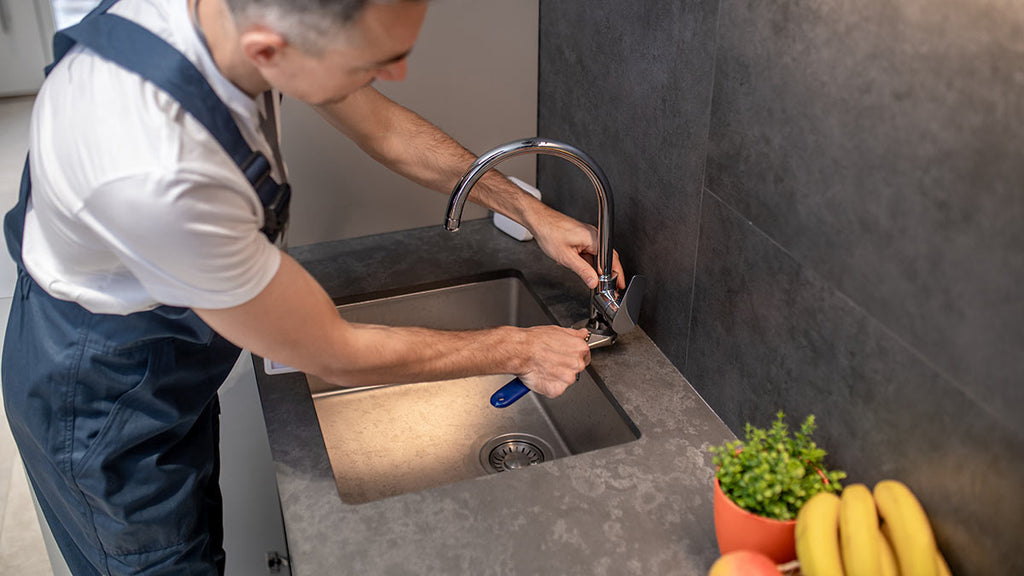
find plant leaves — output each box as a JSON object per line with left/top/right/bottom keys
{"left": 708, "top": 411, "right": 845, "bottom": 519}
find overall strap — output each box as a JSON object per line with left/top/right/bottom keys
{"left": 51, "top": 3, "right": 290, "bottom": 242}
{"left": 47, "top": 0, "right": 121, "bottom": 70}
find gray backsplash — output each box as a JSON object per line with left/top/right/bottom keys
{"left": 538, "top": 0, "right": 720, "bottom": 367}
{"left": 538, "top": 0, "right": 1024, "bottom": 573}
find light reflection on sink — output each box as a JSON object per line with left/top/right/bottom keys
{"left": 308, "top": 270, "right": 640, "bottom": 505}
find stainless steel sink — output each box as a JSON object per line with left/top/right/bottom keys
{"left": 307, "top": 270, "right": 641, "bottom": 504}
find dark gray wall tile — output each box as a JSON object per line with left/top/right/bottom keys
{"left": 704, "top": 0, "right": 1024, "bottom": 435}
{"left": 538, "top": 0, "right": 720, "bottom": 367}
{"left": 687, "top": 192, "right": 1024, "bottom": 575}
{"left": 538, "top": 0, "right": 1022, "bottom": 569}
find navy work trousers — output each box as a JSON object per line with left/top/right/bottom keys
{"left": 3, "top": 270, "right": 239, "bottom": 575}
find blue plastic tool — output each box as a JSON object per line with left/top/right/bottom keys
{"left": 490, "top": 378, "right": 532, "bottom": 408}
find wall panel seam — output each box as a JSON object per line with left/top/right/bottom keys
{"left": 683, "top": 187, "right": 707, "bottom": 373}
{"left": 699, "top": 188, "right": 1020, "bottom": 439}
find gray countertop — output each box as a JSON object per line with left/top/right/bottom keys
{"left": 255, "top": 220, "right": 735, "bottom": 575}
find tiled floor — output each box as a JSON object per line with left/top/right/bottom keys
{"left": 0, "top": 95, "right": 55, "bottom": 575}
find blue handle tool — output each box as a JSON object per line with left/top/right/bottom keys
{"left": 490, "top": 377, "right": 531, "bottom": 408}
{"left": 491, "top": 330, "right": 594, "bottom": 408}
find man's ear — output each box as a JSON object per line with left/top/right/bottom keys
{"left": 239, "top": 27, "right": 288, "bottom": 67}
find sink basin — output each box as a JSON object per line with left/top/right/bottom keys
{"left": 307, "top": 270, "right": 640, "bottom": 504}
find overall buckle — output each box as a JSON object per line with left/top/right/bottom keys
{"left": 242, "top": 152, "right": 291, "bottom": 242}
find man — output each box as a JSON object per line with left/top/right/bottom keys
{"left": 2, "top": 0, "right": 625, "bottom": 574}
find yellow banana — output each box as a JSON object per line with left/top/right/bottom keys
{"left": 935, "top": 549, "right": 952, "bottom": 576}
{"left": 796, "top": 491, "right": 845, "bottom": 576}
{"left": 878, "top": 529, "right": 900, "bottom": 576}
{"left": 839, "top": 484, "right": 881, "bottom": 576}
{"left": 874, "top": 480, "right": 938, "bottom": 576}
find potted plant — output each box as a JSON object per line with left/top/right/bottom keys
{"left": 708, "top": 411, "right": 846, "bottom": 564}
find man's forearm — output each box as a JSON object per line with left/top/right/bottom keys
{"left": 195, "top": 252, "right": 589, "bottom": 393}
{"left": 313, "top": 86, "right": 626, "bottom": 290}
{"left": 314, "top": 86, "right": 546, "bottom": 232}
{"left": 197, "top": 254, "right": 521, "bottom": 388}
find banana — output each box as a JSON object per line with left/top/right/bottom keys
{"left": 796, "top": 491, "right": 844, "bottom": 576}
{"left": 878, "top": 530, "right": 900, "bottom": 576}
{"left": 839, "top": 484, "right": 881, "bottom": 576}
{"left": 935, "top": 549, "right": 952, "bottom": 576}
{"left": 873, "top": 480, "right": 938, "bottom": 576}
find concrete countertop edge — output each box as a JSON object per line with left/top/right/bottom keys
{"left": 255, "top": 220, "right": 736, "bottom": 576}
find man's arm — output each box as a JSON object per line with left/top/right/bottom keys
{"left": 314, "top": 86, "right": 626, "bottom": 290}
{"left": 195, "top": 252, "right": 591, "bottom": 395}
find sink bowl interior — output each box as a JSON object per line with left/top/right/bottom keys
{"left": 308, "top": 270, "right": 640, "bottom": 504}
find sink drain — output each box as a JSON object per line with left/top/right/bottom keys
{"left": 480, "top": 433, "right": 555, "bottom": 473}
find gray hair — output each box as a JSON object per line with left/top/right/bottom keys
{"left": 225, "top": 0, "right": 421, "bottom": 53}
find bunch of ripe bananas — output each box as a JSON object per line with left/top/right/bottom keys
{"left": 795, "top": 480, "right": 953, "bottom": 576}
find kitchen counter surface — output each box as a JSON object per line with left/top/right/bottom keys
{"left": 256, "top": 220, "right": 735, "bottom": 575}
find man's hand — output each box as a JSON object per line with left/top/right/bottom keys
{"left": 513, "top": 326, "right": 592, "bottom": 397}
{"left": 525, "top": 204, "right": 627, "bottom": 291}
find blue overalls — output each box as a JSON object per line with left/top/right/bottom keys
{"left": 2, "top": 1, "right": 290, "bottom": 574}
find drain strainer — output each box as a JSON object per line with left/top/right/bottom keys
{"left": 479, "top": 433, "right": 555, "bottom": 473}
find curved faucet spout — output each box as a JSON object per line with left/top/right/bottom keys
{"left": 444, "top": 138, "right": 615, "bottom": 281}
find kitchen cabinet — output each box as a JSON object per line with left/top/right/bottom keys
{"left": 0, "top": 0, "right": 53, "bottom": 97}
{"left": 218, "top": 353, "right": 291, "bottom": 576}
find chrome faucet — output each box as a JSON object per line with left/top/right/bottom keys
{"left": 444, "top": 138, "right": 645, "bottom": 348}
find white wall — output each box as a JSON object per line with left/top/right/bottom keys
{"left": 281, "top": 0, "right": 539, "bottom": 246}
{"left": 0, "top": 0, "right": 53, "bottom": 97}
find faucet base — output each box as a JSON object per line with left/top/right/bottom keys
{"left": 573, "top": 318, "right": 617, "bottom": 349}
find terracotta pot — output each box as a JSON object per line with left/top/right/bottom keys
{"left": 713, "top": 477, "right": 797, "bottom": 564}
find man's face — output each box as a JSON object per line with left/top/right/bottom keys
{"left": 247, "top": 2, "right": 428, "bottom": 105}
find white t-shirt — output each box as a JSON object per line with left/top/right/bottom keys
{"left": 22, "top": 0, "right": 283, "bottom": 315}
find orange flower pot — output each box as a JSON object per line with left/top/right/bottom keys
{"left": 713, "top": 477, "right": 797, "bottom": 564}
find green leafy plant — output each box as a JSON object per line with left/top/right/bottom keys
{"left": 709, "top": 411, "right": 846, "bottom": 521}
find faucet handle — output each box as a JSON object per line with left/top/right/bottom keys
{"left": 611, "top": 275, "right": 646, "bottom": 334}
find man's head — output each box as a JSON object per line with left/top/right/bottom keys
{"left": 221, "top": 0, "right": 428, "bottom": 105}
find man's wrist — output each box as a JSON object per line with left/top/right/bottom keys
{"left": 514, "top": 191, "right": 549, "bottom": 237}
{"left": 472, "top": 172, "right": 544, "bottom": 234}
{"left": 493, "top": 325, "right": 530, "bottom": 375}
